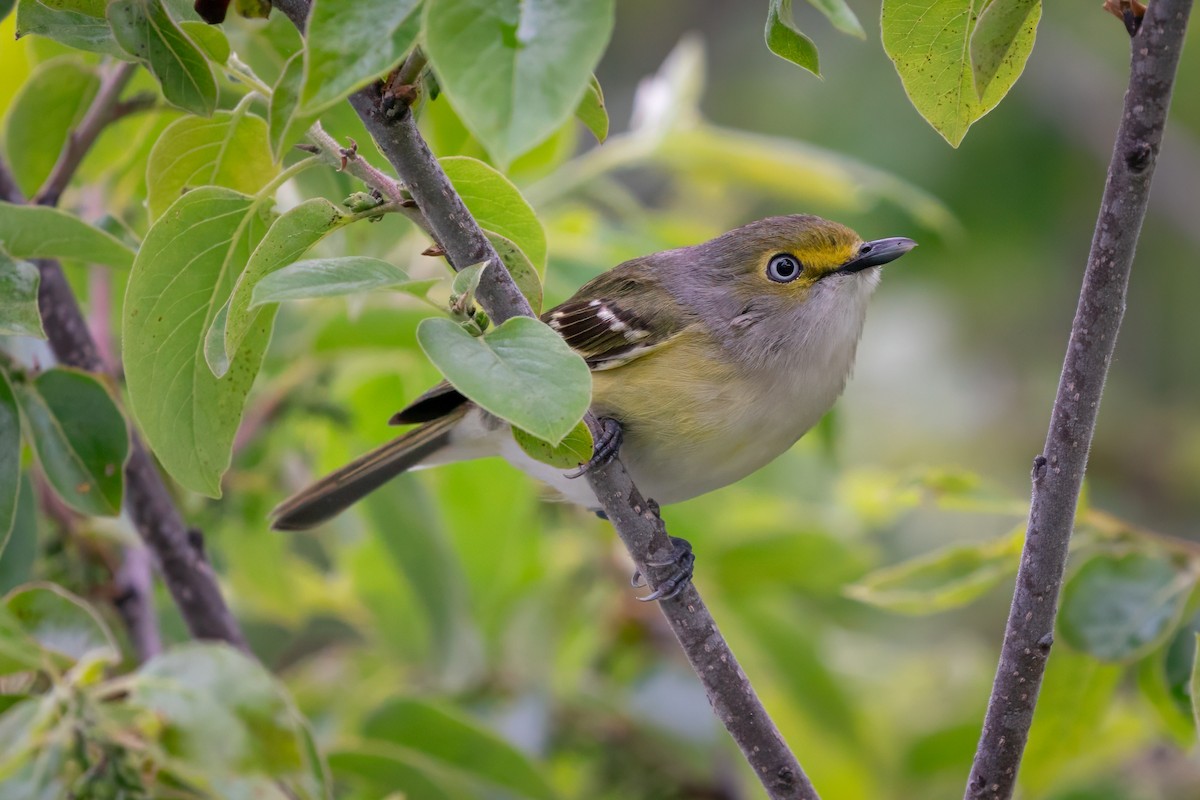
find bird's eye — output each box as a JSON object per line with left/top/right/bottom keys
{"left": 766, "top": 253, "right": 802, "bottom": 283}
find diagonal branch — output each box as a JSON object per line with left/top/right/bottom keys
{"left": 33, "top": 61, "right": 139, "bottom": 208}
{"left": 0, "top": 63, "right": 249, "bottom": 651}
{"left": 964, "top": 2, "right": 1193, "bottom": 798}
{"left": 272, "top": 3, "right": 817, "bottom": 797}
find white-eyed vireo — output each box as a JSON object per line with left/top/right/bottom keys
{"left": 271, "top": 215, "right": 916, "bottom": 531}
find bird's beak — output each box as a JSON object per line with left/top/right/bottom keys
{"left": 837, "top": 237, "right": 917, "bottom": 274}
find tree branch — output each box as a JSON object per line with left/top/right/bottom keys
{"left": 0, "top": 64, "right": 250, "bottom": 651}
{"left": 964, "top": 3, "right": 1193, "bottom": 798}
{"left": 113, "top": 543, "right": 163, "bottom": 662}
{"left": 273, "top": 4, "right": 817, "bottom": 796}
{"left": 32, "top": 61, "right": 138, "bottom": 208}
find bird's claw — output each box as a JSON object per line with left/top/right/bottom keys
{"left": 565, "top": 416, "right": 623, "bottom": 478}
{"left": 634, "top": 536, "right": 695, "bottom": 602}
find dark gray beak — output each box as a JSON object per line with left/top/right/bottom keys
{"left": 837, "top": 237, "right": 917, "bottom": 274}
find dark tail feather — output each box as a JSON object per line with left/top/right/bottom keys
{"left": 271, "top": 412, "right": 462, "bottom": 531}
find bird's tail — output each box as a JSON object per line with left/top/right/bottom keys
{"left": 270, "top": 409, "right": 466, "bottom": 531}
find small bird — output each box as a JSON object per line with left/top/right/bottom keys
{"left": 271, "top": 215, "right": 915, "bottom": 532}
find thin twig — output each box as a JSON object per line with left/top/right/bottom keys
{"left": 32, "top": 61, "right": 138, "bottom": 207}
{"left": 964, "top": 2, "right": 1193, "bottom": 798}
{"left": 113, "top": 544, "right": 163, "bottom": 662}
{"left": 274, "top": 3, "right": 817, "bottom": 796}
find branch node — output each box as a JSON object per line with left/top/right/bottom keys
{"left": 1124, "top": 141, "right": 1153, "bottom": 172}
{"left": 1031, "top": 454, "right": 1048, "bottom": 481}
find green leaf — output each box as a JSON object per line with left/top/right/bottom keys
{"left": 131, "top": 643, "right": 308, "bottom": 778}
{"left": 970, "top": 0, "right": 1041, "bottom": 98}
{"left": 417, "top": 316, "right": 590, "bottom": 444}
{"left": 0, "top": 603, "right": 43, "bottom": 675}
{"left": 146, "top": 110, "right": 278, "bottom": 221}
{"left": 363, "top": 698, "right": 556, "bottom": 800}
{"left": 123, "top": 187, "right": 274, "bottom": 497}
{"left": 108, "top": 0, "right": 218, "bottom": 116}
{"left": 0, "top": 474, "right": 36, "bottom": 595}
{"left": 178, "top": 19, "right": 230, "bottom": 64}
{"left": 483, "top": 232, "right": 543, "bottom": 315}
{"left": 0, "top": 373, "right": 18, "bottom": 557}
{"left": 807, "top": 0, "right": 865, "bottom": 38}
{"left": 329, "top": 746, "right": 454, "bottom": 800}
{"left": 13, "top": 0, "right": 125, "bottom": 57}
{"left": 37, "top": 0, "right": 106, "bottom": 16}
{"left": 844, "top": 526, "right": 1023, "bottom": 614}
{"left": 2, "top": 57, "right": 100, "bottom": 198}
{"left": 0, "top": 203, "right": 135, "bottom": 269}
{"left": 1060, "top": 553, "right": 1195, "bottom": 662}
{"left": 250, "top": 257, "right": 411, "bottom": 306}
{"left": 575, "top": 74, "right": 608, "bottom": 144}
{"left": 511, "top": 421, "right": 592, "bottom": 470}
{"left": 881, "top": 0, "right": 1041, "bottom": 146}
{"left": 440, "top": 156, "right": 547, "bottom": 271}
{"left": 213, "top": 198, "right": 353, "bottom": 377}
{"left": 424, "top": 0, "right": 615, "bottom": 166}
{"left": 4, "top": 582, "right": 119, "bottom": 670}
{"left": 15, "top": 369, "right": 128, "bottom": 517}
{"left": 765, "top": 0, "right": 820, "bottom": 76}
{"left": 1019, "top": 646, "right": 1127, "bottom": 795}
{"left": 300, "top": 0, "right": 422, "bottom": 116}
{"left": 0, "top": 253, "right": 44, "bottom": 339}
{"left": 269, "top": 52, "right": 318, "bottom": 161}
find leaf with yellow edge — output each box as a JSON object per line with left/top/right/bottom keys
{"left": 882, "top": 0, "right": 1041, "bottom": 146}
{"left": 512, "top": 421, "right": 593, "bottom": 470}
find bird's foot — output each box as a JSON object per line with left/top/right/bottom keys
{"left": 566, "top": 416, "right": 623, "bottom": 478}
{"left": 631, "top": 536, "right": 695, "bottom": 602}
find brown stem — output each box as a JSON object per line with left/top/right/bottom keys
{"left": 964, "top": 2, "right": 1193, "bottom": 798}
{"left": 274, "top": 2, "right": 818, "bottom": 795}
{"left": 32, "top": 61, "right": 138, "bottom": 208}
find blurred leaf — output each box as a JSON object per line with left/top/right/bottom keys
{"left": 658, "top": 127, "right": 958, "bottom": 235}
{"left": 807, "top": 0, "right": 865, "bottom": 38}
{"left": 38, "top": 0, "right": 105, "bottom": 15}
{"left": 363, "top": 698, "right": 556, "bottom": 800}
{"left": 108, "top": 0, "right": 217, "bottom": 116}
{"left": 13, "top": 0, "right": 125, "bottom": 57}
{"left": 123, "top": 187, "right": 273, "bottom": 497}
{"left": 146, "top": 110, "right": 277, "bottom": 221}
{"left": 484, "top": 231, "right": 543, "bottom": 314}
{"left": 329, "top": 746, "right": 455, "bottom": 800}
{"left": 0, "top": 604, "right": 43, "bottom": 674}
{"left": 269, "top": 52, "right": 318, "bottom": 161}
{"left": 131, "top": 643, "right": 309, "bottom": 780}
{"left": 512, "top": 420, "right": 592, "bottom": 470}
{"left": 734, "top": 599, "right": 865, "bottom": 752}
{"left": 300, "top": 0, "right": 421, "bottom": 116}
{"left": 416, "top": 316, "right": 591, "bottom": 444}
{"left": 1, "top": 56, "right": 99, "bottom": 197}
{"left": 215, "top": 198, "right": 352, "bottom": 377}
{"left": 902, "top": 722, "right": 980, "bottom": 779}
{"left": 970, "top": 0, "right": 1041, "bottom": 99}
{"left": 0, "top": 253, "right": 44, "bottom": 338}
{"left": 881, "top": 0, "right": 1040, "bottom": 146}
{"left": 575, "top": 75, "right": 608, "bottom": 144}
{"left": 0, "top": 0, "right": 11, "bottom": 20}
{"left": 0, "top": 696, "right": 61, "bottom": 783}
{"left": 251, "top": 257, "right": 411, "bottom": 306}
{"left": 361, "top": 477, "right": 482, "bottom": 688}
{"left": 0, "top": 373, "right": 17, "bottom": 555}
{"left": 5, "top": 582, "right": 119, "bottom": 670}
{"left": 1135, "top": 648, "right": 1194, "bottom": 745}
{"left": 178, "top": 19, "right": 229, "bottom": 64}
{"left": 424, "top": 0, "right": 614, "bottom": 167}
{"left": 765, "top": 0, "right": 820, "bottom": 76}
{"left": 441, "top": 156, "right": 547, "bottom": 271}
{"left": 1191, "top": 634, "right": 1200, "bottom": 736}
{"left": 845, "top": 526, "right": 1023, "bottom": 614}
{"left": 712, "top": 530, "right": 867, "bottom": 597}
{"left": 1020, "top": 647, "right": 1127, "bottom": 795}
{"left": 15, "top": 369, "right": 128, "bottom": 517}
{"left": 0, "top": 203, "right": 136, "bottom": 269}
{"left": 1059, "top": 553, "right": 1195, "bottom": 662}
{"left": 0, "top": 474, "right": 36, "bottom": 594}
